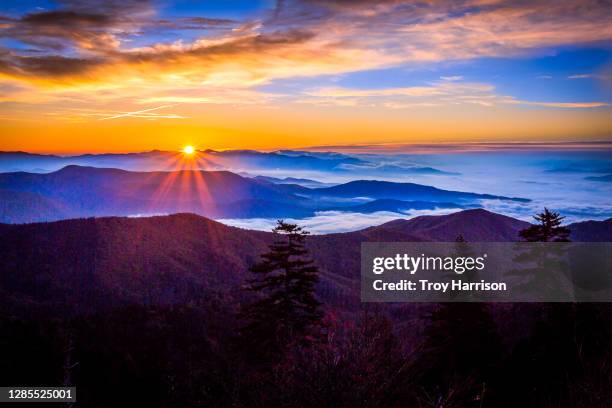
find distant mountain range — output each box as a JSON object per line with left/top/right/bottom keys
{"left": 252, "top": 175, "right": 332, "bottom": 188}
{"left": 305, "top": 180, "right": 527, "bottom": 202}
{"left": 0, "top": 150, "right": 456, "bottom": 176}
{"left": 0, "top": 166, "right": 527, "bottom": 223}
{"left": 0, "top": 166, "right": 306, "bottom": 222}
{"left": 0, "top": 209, "right": 609, "bottom": 317}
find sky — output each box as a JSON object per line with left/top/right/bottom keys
{"left": 0, "top": 0, "right": 611, "bottom": 153}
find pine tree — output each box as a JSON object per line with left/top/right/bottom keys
{"left": 240, "top": 220, "right": 322, "bottom": 359}
{"left": 501, "top": 210, "right": 612, "bottom": 405}
{"left": 519, "top": 208, "right": 570, "bottom": 242}
{"left": 510, "top": 208, "right": 571, "bottom": 298}
{"left": 416, "top": 235, "right": 502, "bottom": 406}
{"left": 454, "top": 234, "right": 480, "bottom": 280}
{"left": 446, "top": 234, "right": 478, "bottom": 301}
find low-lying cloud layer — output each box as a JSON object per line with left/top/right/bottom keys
{"left": 218, "top": 209, "right": 460, "bottom": 234}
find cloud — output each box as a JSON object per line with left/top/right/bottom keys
{"left": 0, "top": 0, "right": 611, "bottom": 114}
{"left": 516, "top": 101, "right": 608, "bottom": 108}
{"left": 219, "top": 208, "right": 465, "bottom": 234}
{"left": 440, "top": 75, "right": 463, "bottom": 81}
{"left": 0, "top": 55, "right": 103, "bottom": 78}
{"left": 567, "top": 74, "right": 594, "bottom": 79}
{"left": 154, "top": 16, "right": 237, "bottom": 30}
{"left": 217, "top": 211, "right": 407, "bottom": 234}
{"left": 300, "top": 81, "right": 609, "bottom": 109}
{"left": 0, "top": 1, "right": 153, "bottom": 53}
{"left": 305, "top": 85, "right": 454, "bottom": 97}
{"left": 137, "top": 87, "right": 284, "bottom": 105}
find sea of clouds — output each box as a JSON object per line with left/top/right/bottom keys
{"left": 219, "top": 149, "right": 612, "bottom": 233}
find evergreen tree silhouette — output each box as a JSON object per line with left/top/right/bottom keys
{"left": 417, "top": 235, "right": 502, "bottom": 406}
{"left": 445, "top": 234, "right": 478, "bottom": 301}
{"left": 509, "top": 208, "right": 571, "bottom": 299}
{"left": 454, "top": 234, "right": 468, "bottom": 254}
{"left": 240, "top": 220, "right": 322, "bottom": 360}
{"left": 519, "top": 208, "right": 570, "bottom": 242}
{"left": 501, "top": 209, "right": 611, "bottom": 405}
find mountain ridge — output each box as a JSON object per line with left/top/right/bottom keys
{"left": 0, "top": 209, "right": 609, "bottom": 318}
{"left": 0, "top": 149, "right": 458, "bottom": 177}
{"left": 0, "top": 166, "right": 527, "bottom": 223}
{"left": 308, "top": 180, "right": 528, "bottom": 203}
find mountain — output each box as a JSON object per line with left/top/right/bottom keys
{"left": 204, "top": 149, "right": 365, "bottom": 171}
{"left": 0, "top": 166, "right": 528, "bottom": 223}
{"left": 1, "top": 209, "right": 608, "bottom": 318}
{"left": 0, "top": 150, "right": 180, "bottom": 173}
{"left": 0, "top": 150, "right": 456, "bottom": 177}
{"left": 0, "top": 166, "right": 312, "bottom": 222}
{"left": 369, "top": 208, "right": 531, "bottom": 241}
{"left": 307, "top": 180, "right": 528, "bottom": 203}
{"left": 273, "top": 150, "right": 459, "bottom": 175}
{"left": 0, "top": 189, "right": 72, "bottom": 223}
{"left": 0, "top": 213, "right": 270, "bottom": 316}
{"left": 569, "top": 218, "right": 612, "bottom": 241}
{"left": 253, "top": 175, "right": 329, "bottom": 188}
{"left": 333, "top": 163, "right": 459, "bottom": 175}
{"left": 0, "top": 149, "right": 369, "bottom": 173}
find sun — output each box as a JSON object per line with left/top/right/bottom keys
{"left": 182, "top": 145, "right": 195, "bottom": 155}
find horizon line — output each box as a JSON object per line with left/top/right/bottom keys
{"left": 2, "top": 140, "right": 612, "bottom": 156}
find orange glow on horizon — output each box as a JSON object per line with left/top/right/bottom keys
{"left": 1, "top": 103, "right": 611, "bottom": 155}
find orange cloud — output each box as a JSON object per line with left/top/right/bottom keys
{"left": 1, "top": 0, "right": 610, "bottom": 95}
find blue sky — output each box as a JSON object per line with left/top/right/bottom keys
{"left": 258, "top": 47, "right": 612, "bottom": 103}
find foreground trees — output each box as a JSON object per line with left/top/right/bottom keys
{"left": 511, "top": 208, "right": 572, "bottom": 297}
{"left": 503, "top": 209, "right": 612, "bottom": 407}
{"left": 240, "top": 221, "right": 323, "bottom": 359}
{"left": 3, "top": 213, "right": 610, "bottom": 407}
{"left": 519, "top": 207, "right": 570, "bottom": 242}
{"left": 416, "top": 235, "right": 502, "bottom": 407}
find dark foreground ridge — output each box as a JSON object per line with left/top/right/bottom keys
{"left": 0, "top": 208, "right": 608, "bottom": 317}
{"left": 1, "top": 209, "right": 611, "bottom": 407}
